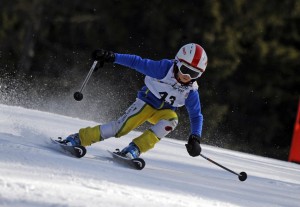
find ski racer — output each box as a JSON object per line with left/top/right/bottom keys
{"left": 63, "top": 43, "right": 208, "bottom": 159}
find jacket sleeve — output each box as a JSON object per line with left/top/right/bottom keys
{"left": 114, "top": 53, "right": 173, "bottom": 79}
{"left": 185, "top": 90, "right": 203, "bottom": 137}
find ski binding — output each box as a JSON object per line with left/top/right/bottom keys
{"left": 50, "top": 137, "right": 86, "bottom": 158}
{"left": 108, "top": 150, "right": 145, "bottom": 170}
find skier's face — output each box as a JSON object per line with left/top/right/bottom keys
{"left": 177, "top": 70, "right": 192, "bottom": 83}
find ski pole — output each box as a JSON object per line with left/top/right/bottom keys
{"left": 200, "top": 153, "right": 247, "bottom": 181}
{"left": 74, "top": 60, "right": 99, "bottom": 101}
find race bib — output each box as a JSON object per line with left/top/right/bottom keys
{"left": 145, "top": 66, "right": 198, "bottom": 107}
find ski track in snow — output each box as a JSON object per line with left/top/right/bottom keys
{"left": 0, "top": 104, "right": 299, "bottom": 207}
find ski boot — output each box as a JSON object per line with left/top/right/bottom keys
{"left": 59, "top": 133, "right": 81, "bottom": 146}
{"left": 121, "top": 142, "right": 140, "bottom": 159}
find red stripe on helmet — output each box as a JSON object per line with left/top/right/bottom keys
{"left": 191, "top": 44, "right": 203, "bottom": 68}
{"left": 178, "top": 58, "right": 205, "bottom": 72}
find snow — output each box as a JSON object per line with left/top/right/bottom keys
{"left": 0, "top": 104, "right": 299, "bottom": 207}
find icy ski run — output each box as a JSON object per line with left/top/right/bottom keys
{"left": 0, "top": 104, "right": 299, "bottom": 207}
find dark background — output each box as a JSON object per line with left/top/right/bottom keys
{"left": 0, "top": 0, "right": 299, "bottom": 160}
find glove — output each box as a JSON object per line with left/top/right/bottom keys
{"left": 185, "top": 134, "right": 201, "bottom": 157}
{"left": 91, "top": 49, "right": 115, "bottom": 63}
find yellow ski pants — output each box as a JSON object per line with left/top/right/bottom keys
{"left": 78, "top": 99, "right": 178, "bottom": 153}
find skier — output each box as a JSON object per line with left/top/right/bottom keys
{"left": 63, "top": 43, "right": 207, "bottom": 159}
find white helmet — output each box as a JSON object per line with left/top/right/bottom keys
{"left": 175, "top": 43, "right": 208, "bottom": 78}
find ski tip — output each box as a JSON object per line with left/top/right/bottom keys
{"left": 74, "top": 146, "right": 87, "bottom": 158}
{"left": 132, "top": 158, "right": 145, "bottom": 170}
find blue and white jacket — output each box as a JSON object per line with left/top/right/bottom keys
{"left": 114, "top": 53, "right": 203, "bottom": 137}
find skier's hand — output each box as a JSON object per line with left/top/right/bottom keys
{"left": 91, "top": 49, "right": 115, "bottom": 63}
{"left": 185, "top": 134, "right": 201, "bottom": 157}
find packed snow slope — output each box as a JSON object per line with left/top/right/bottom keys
{"left": 0, "top": 104, "right": 299, "bottom": 207}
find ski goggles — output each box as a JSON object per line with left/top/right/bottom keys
{"left": 177, "top": 61, "right": 203, "bottom": 79}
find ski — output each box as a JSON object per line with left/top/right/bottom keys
{"left": 50, "top": 138, "right": 144, "bottom": 169}
{"left": 107, "top": 150, "right": 145, "bottom": 170}
{"left": 50, "top": 138, "right": 86, "bottom": 158}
